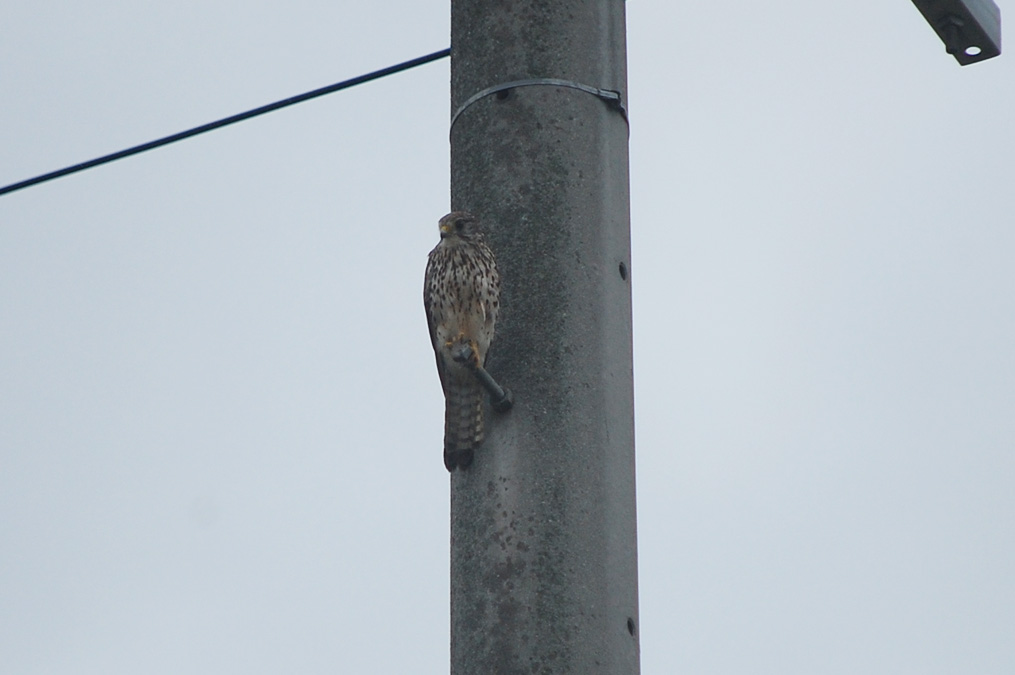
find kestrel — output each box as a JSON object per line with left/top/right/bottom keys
{"left": 424, "top": 211, "right": 501, "bottom": 471}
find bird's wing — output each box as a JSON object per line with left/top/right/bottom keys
{"left": 423, "top": 252, "right": 447, "bottom": 395}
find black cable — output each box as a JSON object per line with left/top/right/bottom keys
{"left": 0, "top": 48, "right": 451, "bottom": 197}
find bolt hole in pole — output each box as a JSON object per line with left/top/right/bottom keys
{"left": 966, "top": 45, "right": 982, "bottom": 55}
{"left": 618, "top": 261, "right": 628, "bottom": 281}
{"left": 626, "top": 617, "right": 636, "bottom": 636}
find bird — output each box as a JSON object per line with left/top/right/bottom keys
{"left": 423, "top": 211, "right": 501, "bottom": 471}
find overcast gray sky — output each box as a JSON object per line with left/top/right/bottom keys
{"left": 2, "top": 2, "right": 1013, "bottom": 673}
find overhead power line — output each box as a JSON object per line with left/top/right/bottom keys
{"left": 0, "top": 48, "right": 451, "bottom": 197}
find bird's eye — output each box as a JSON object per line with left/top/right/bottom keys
{"left": 455, "top": 220, "right": 465, "bottom": 230}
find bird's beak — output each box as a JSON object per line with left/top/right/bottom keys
{"left": 439, "top": 222, "right": 452, "bottom": 238}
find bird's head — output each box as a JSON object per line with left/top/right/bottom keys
{"left": 438, "top": 211, "right": 480, "bottom": 241}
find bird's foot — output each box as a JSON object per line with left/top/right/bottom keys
{"left": 444, "top": 331, "right": 468, "bottom": 350}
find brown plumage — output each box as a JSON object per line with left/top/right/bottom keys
{"left": 423, "top": 211, "right": 501, "bottom": 471}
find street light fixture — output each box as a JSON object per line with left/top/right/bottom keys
{"left": 912, "top": 0, "right": 1001, "bottom": 65}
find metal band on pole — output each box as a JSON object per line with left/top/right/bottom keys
{"left": 450, "top": 77, "right": 628, "bottom": 135}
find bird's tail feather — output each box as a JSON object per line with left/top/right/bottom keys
{"left": 444, "top": 378, "right": 484, "bottom": 471}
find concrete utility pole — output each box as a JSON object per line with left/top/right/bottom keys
{"left": 448, "top": 2, "right": 639, "bottom": 673}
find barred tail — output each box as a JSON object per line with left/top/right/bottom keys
{"left": 443, "top": 377, "right": 484, "bottom": 471}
